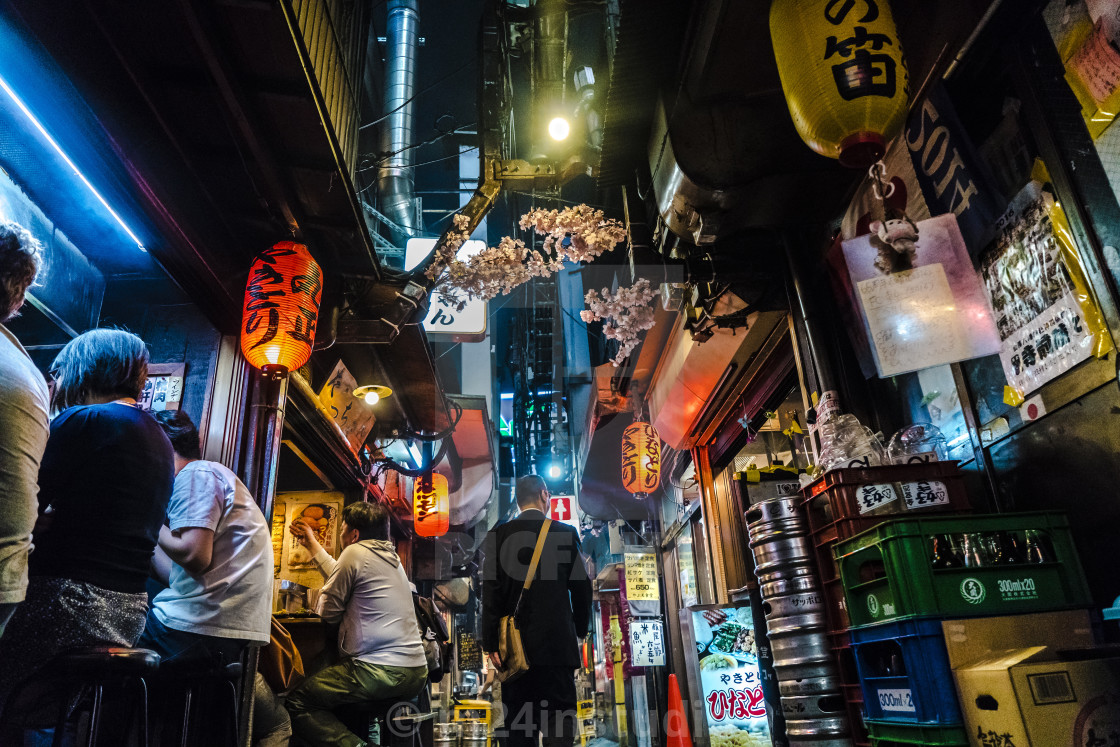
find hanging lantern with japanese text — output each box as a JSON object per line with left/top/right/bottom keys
{"left": 413, "top": 472, "right": 450, "bottom": 538}
{"left": 241, "top": 242, "right": 323, "bottom": 376}
{"left": 771, "top": 0, "right": 910, "bottom": 168}
{"left": 621, "top": 421, "right": 661, "bottom": 497}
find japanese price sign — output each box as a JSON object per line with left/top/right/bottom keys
{"left": 624, "top": 550, "right": 660, "bottom": 602}
{"left": 628, "top": 618, "right": 666, "bottom": 668}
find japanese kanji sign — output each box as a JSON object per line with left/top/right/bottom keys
{"left": 317, "top": 360, "right": 376, "bottom": 454}
{"left": 628, "top": 618, "right": 666, "bottom": 667}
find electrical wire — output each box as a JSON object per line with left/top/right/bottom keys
{"left": 358, "top": 59, "right": 475, "bottom": 131}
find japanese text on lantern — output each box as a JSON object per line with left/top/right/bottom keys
{"left": 621, "top": 422, "right": 661, "bottom": 495}
{"left": 823, "top": 0, "right": 899, "bottom": 101}
{"left": 413, "top": 473, "right": 449, "bottom": 538}
{"left": 241, "top": 242, "right": 323, "bottom": 372}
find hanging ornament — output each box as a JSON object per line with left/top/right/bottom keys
{"left": 241, "top": 242, "right": 323, "bottom": 376}
{"left": 413, "top": 472, "right": 450, "bottom": 538}
{"left": 770, "top": 0, "right": 910, "bottom": 168}
{"left": 621, "top": 421, "right": 661, "bottom": 497}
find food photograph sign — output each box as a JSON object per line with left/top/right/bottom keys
{"left": 692, "top": 605, "right": 770, "bottom": 747}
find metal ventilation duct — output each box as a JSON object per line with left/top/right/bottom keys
{"left": 377, "top": 0, "right": 422, "bottom": 247}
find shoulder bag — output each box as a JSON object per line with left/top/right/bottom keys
{"left": 497, "top": 519, "right": 551, "bottom": 683}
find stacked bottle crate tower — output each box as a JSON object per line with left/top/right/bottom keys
{"left": 745, "top": 497, "right": 853, "bottom": 747}
{"left": 801, "top": 462, "right": 1093, "bottom": 747}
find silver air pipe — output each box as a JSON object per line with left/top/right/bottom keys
{"left": 378, "top": 0, "right": 422, "bottom": 248}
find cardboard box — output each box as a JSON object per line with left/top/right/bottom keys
{"left": 940, "top": 609, "right": 1095, "bottom": 670}
{"left": 954, "top": 646, "right": 1120, "bottom": 747}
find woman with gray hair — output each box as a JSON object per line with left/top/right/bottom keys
{"left": 0, "top": 329, "right": 175, "bottom": 733}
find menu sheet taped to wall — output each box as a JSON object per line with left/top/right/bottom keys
{"left": 624, "top": 550, "right": 660, "bottom": 602}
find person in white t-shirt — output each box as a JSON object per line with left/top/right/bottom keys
{"left": 137, "top": 410, "right": 273, "bottom": 664}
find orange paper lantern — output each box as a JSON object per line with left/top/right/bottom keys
{"left": 621, "top": 421, "right": 661, "bottom": 497}
{"left": 413, "top": 472, "right": 449, "bottom": 538}
{"left": 771, "top": 0, "right": 910, "bottom": 168}
{"left": 241, "top": 242, "right": 323, "bottom": 375}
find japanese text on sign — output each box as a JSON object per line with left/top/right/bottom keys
{"left": 624, "top": 551, "right": 660, "bottom": 602}
{"left": 901, "top": 480, "right": 949, "bottom": 509}
{"left": 707, "top": 687, "right": 766, "bottom": 722}
{"left": 628, "top": 619, "right": 665, "bottom": 668}
{"left": 318, "top": 361, "right": 376, "bottom": 453}
{"left": 856, "top": 483, "right": 899, "bottom": 514}
{"left": 245, "top": 243, "right": 321, "bottom": 351}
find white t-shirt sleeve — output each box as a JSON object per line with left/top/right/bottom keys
{"left": 167, "top": 464, "right": 224, "bottom": 532}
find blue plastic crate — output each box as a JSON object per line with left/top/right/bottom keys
{"left": 850, "top": 618, "right": 961, "bottom": 725}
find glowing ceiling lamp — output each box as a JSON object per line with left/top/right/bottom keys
{"left": 0, "top": 74, "right": 146, "bottom": 250}
{"left": 548, "top": 116, "right": 571, "bottom": 141}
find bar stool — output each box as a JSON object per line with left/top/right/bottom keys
{"left": 4, "top": 646, "right": 160, "bottom": 747}
{"left": 338, "top": 692, "right": 436, "bottom": 747}
{"left": 156, "top": 658, "right": 243, "bottom": 747}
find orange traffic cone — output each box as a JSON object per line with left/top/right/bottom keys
{"left": 666, "top": 674, "right": 693, "bottom": 747}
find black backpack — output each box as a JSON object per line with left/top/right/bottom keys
{"left": 413, "top": 593, "right": 451, "bottom": 683}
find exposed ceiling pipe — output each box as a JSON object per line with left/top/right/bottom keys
{"left": 378, "top": 0, "right": 422, "bottom": 248}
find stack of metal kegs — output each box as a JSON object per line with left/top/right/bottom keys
{"left": 746, "top": 496, "right": 852, "bottom": 747}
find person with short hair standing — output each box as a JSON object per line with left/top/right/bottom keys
{"left": 0, "top": 222, "right": 49, "bottom": 639}
{"left": 137, "top": 409, "right": 273, "bottom": 664}
{"left": 0, "top": 328, "right": 174, "bottom": 729}
{"left": 482, "top": 474, "right": 593, "bottom": 747}
{"left": 285, "top": 501, "right": 428, "bottom": 747}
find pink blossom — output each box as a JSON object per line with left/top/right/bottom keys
{"left": 581, "top": 278, "right": 658, "bottom": 366}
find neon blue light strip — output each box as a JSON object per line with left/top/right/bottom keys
{"left": 0, "top": 74, "right": 146, "bottom": 251}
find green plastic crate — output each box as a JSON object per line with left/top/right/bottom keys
{"left": 867, "top": 719, "right": 968, "bottom": 745}
{"left": 835, "top": 512, "right": 1091, "bottom": 627}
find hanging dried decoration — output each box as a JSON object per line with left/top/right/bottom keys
{"left": 621, "top": 421, "right": 661, "bottom": 497}
{"left": 413, "top": 472, "right": 450, "bottom": 538}
{"left": 241, "top": 242, "right": 323, "bottom": 376}
{"left": 770, "top": 0, "right": 910, "bottom": 168}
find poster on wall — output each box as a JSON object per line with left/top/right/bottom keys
{"left": 842, "top": 213, "right": 1001, "bottom": 378}
{"left": 978, "top": 174, "right": 1113, "bottom": 397}
{"left": 278, "top": 492, "right": 343, "bottom": 588}
{"left": 690, "top": 605, "right": 771, "bottom": 747}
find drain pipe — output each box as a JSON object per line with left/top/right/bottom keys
{"left": 378, "top": 0, "right": 422, "bottom": 247}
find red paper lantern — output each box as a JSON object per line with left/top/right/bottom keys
{"left": 241, "top": 242, "right": 323, "bottom": 375}
{"left": 621, "top": 421, "right": 661, "bottom": 497}
{"left": 413, "top": 472, "right": 449, "bottom": 538}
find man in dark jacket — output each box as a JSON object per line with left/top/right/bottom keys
{"left": 482, "top": 475, "right": 593, "bottom": 747}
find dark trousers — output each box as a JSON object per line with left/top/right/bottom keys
{"left": 497, "top": 666, "right": 578, "bottom": 747}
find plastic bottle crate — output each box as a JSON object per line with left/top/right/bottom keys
{"left": 821, "top": 573, "right": 850, "bottom": 630}
{"left": 850, "top": 618, "right": 961, "bottom": 725}
{"left": 835, "top": 512, "right": 1091, "bottom": 627}
{"left": 866, "top": 719, "right": 968, "bottom": 746}
{"left": 802, "top": 462, "right": 971, "bottom": 543}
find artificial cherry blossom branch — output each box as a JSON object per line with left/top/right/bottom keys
{"left": 580, "top": 278, "right": 658, "bottom": 366}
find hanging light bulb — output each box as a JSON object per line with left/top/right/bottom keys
{"left": 548, "top": 116, "right": 571, "bottom": 141}
{"left": 355, "top": 385, "right": 393, "bottom": 406}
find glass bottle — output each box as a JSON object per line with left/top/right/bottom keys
{"left": 930, "top": 535, "right": 962, "bottom": 569}
{"left": 994, "top": 531, "right": 1024, "bottom": 564}
{"left": 1025, "top": 530, "right": 1054, "bottom": 563}
{"left": 961, "top": 534, "right": 985, "bottom": 568}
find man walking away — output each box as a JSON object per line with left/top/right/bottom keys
{"left": 286, "top": 501, "right": 427, "bottom": 747}
{"left": 0, "top": 223, "right": 49, "bottom": 638}
{"left": 482, "top": 475, "right": 593, "bottom": 747}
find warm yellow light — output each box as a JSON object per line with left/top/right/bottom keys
{"left": 355, "top": 384, "right": 392, "bottom": 406}
{"left": 548, "top": 117, "right": 570, "bottom": 141}
{"left": 364, "top": 391, "right": 380, "bottom": 405}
